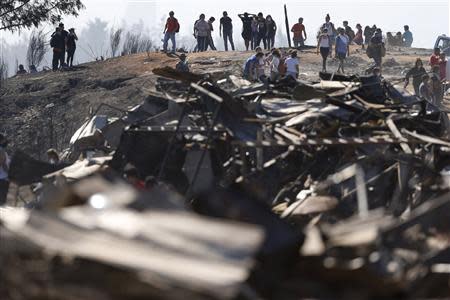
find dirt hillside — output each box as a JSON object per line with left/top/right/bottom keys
{"left": 0, "top": 46, "right": 433, "bottom": 159}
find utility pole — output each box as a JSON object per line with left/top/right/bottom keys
{"left": 284, "top": 4, "right": 292, "bottom": 48}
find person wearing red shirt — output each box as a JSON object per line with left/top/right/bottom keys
{"left": 291, "top": 18, "right": 307, "bottom": 48}
{"left": 163, "top": 11, "right": 180, "bottom": 54}
{"left": 430, "top": 48, "right": 441, "bottom": 67}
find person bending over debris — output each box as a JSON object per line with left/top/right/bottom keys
{"left": 419, "top": 74, "right": 433, "bottom": 103}
{"left": 335, "top": 28, "right": 350, "bottom": 74}
{"left": 206, "top": 17, "right": 217, "bottom": 51}
{"left": 317, "top": 28, "right": 331, "bottom": 72}
{"left": 16, "top": 64, "right": 27, "bottom": 75}
{"left": 0, "top": 134, "right": 10, "bottom": 205}
{"left": 220, "top": 11, "right": 235, "bottom": 51}
{"left": 430, "top": 48, "right": 441, "bottom": 68}
{"left": 163, "top": 11, "right": 180, "bottom": 54}
{"left": 194, "top": 14, "right": 210, "bottom": 52}
{"left": 176, "top": 54, "right": 190, "bottom": 72}
{"left": 405, "top": 58, "right": 427, "bottom": 95}
{"left": 285, "top": 50, "right": 300, "bottom": 79}
{"left": 270, "top": 49, "right": 282, "bottom": 81}
{"left": 67, "top": 28, "right": 78, "bottom": 67}
{"left": 403, "top": 25, "right": 413, "bottom": 47}
{"left": 238, "top": 12, "right": 255, "bottom": 51}
{"left": 291, "top": 18, "right": 307, "bottom": 48}
{"left": 266, "top": 15, "right": 277, "bottom": 49}
{"left": 243, "top": 52, "right": 265, "bottom": 81}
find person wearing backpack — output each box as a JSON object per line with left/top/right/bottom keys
{"left": 163, "top": 11, "right": 180, "bottom": 54}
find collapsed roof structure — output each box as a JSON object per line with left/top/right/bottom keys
{"left": 2, "top": 67, "right": 450, "bottom": 299}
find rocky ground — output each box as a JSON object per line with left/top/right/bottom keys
{"left": 0, "top": 46, "right": 435, "bottom": 159}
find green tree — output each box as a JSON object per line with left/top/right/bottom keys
{"left": 0, "top": 0, "right": 85, "bottom": 32}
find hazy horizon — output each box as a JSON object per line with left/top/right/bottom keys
{"left": 1, "top": 0, "right": 449, "bottom": 74}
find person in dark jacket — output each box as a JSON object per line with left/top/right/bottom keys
{"left": 238, "top": 12, "right": 256, "bottom": 51}
{"left": 265, "top": 15, "right": 277, "bottom": 49}
{"left": 50, "top": 27, "right": 66, "bottom": 71}
{"left": 66, "top": 28, "right": 78, "bottom": 67}
{"left": 256, "top": 13, "right": 267, "bottom": 49}
{"left": 220, "top": 11, "right": 235, "bottom": 51}
{"left": 405, "top": 58, "right": 427, "bottom": 95}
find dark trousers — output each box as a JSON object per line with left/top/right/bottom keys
{"left": 320, "top": 47, "right": 330, "bottom": 71}
{"left": 52, "top": 49, "right": 65, "bottom": 70}
{"left": 256, "top": 33, "right": 267, "bottom": 49}
{"left": 223, "top": 31, "right": 235, "bottom": 51}
{"left": 197, "top": 36, "right": 207, "bottom": 52}
{"left": 0, "top": 179, "right": 9, "bottom": 205}
{"left": 67, "top": 48, "right": 76, "bottom": 67}
{"left": 267, "top": 34, "right": 275, "bottom": 49}
{"left": 207, "top": 35, "right": 216, "bottom": 51}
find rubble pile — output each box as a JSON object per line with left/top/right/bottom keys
{"left": 2, "top": 68, "right": 450, "bottom": 299}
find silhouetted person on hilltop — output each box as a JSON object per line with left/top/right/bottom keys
{"left": 163, "top": 11, "right": 180, "bottom": 54}
{"left": 220, "top": 11, "right": 235, "bottom": 51}
{"left": 207, "top": 17, "right": 216, "bottom": 51}
{"left": 403, "top": 25, "right": 413, "bottom": 47}
{"left": 291, "top": 18, "right": 307, "bottom": 48}
{"left": 238, "top": 12, "right": 256, "bottom": 51}
{"left": 194, "top": 14, "right": 209, "bottom": 52}
{"left": 266, "top": 15, "right": 277, "bottom": 49}
{"left": 50, "top": 27, "right": 65, "bottom": 71}
{"left": 67, "top": 28, "right": 78, "bottom": 67}
{"left": 16, "top": 64, "right": 27, "bottom": 75}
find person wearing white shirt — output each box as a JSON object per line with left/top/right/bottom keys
{"left": 285, "top": 50, "right": 299, "bottom": 79}
{"left": 0, "top": 134, "right": 10, "bottom": 204}
{"left": 270, "top": 49, "right": 281, "bottom": 81}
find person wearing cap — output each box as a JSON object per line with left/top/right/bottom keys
{"left": 66, "top": 28, "right": 78, "bottom": 67}
{"left": 0, "top": 134, "right": 10, "bottom": 205}
{"left": 238, "top": 12, "right": 256, "bottom": 51}
{"left": 220, "top": 11, "right": 235, "bottom": 51}
{"left": 163, "top": 11, "right": 180, "bottom": 54}
{"left": 176, "top": 53, "right": 189, "bottom": 72}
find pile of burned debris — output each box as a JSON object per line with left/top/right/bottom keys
{"left": 2, "top": 68, "right": 450, "bottom": 299}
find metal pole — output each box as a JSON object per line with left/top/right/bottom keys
{"left": 284, "top": 4, "right": 292, "bottom": 48}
